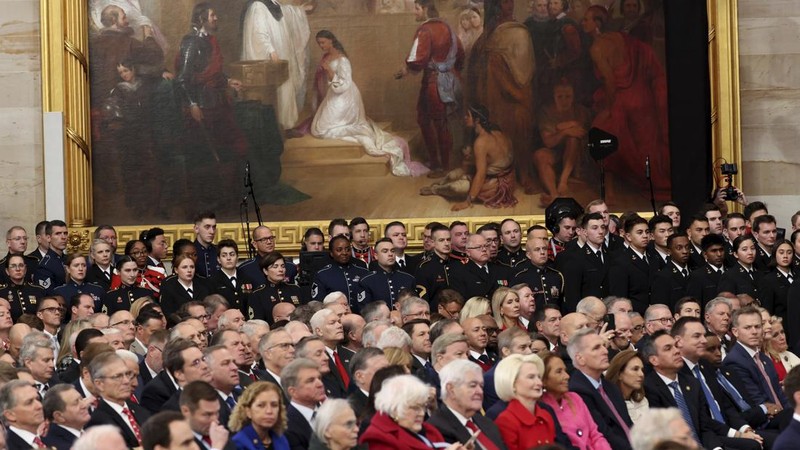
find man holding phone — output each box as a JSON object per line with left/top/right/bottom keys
{"left": 607, "top": 312, "right": 634, "bottom": 359}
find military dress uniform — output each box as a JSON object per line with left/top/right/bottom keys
{"left": 247, "top": 281, "right": 305, "bottom": 324}
{"left": 650, "top": 261, "right": 691, "bottom": 311}
{"left": 646, "top": 242, "right": 669, "bottom": 272}
{"left": 511, "top": 261, "right": 564, "bottom": 312}
{"left": 238, "top": 257, "right": 299, "bottom": 288}
{"left": 449, "top": 261, "right": 508, "bottom": 300}
{"left": 753, "top": 243, "right": 771, "bottom": 272}
{"left": 194, "top": 241, "right": 219, "bottom": 278}
{"left": 449, "top": 249, "right": 469, "bottom": 265}
{"left": 717, "top": 262, "right": 760, "bottom": 300}
{"left": 101, "top": 283, "right": 154, "bottom": 315}
{"left": 496, "top": 247, "right": 527, "bottom": 268}
{"left": 84, "top": 264, "right": 114, "bottom": 290}
{"left": 352, "top": 246, "right": 375, "bottom": 266}
{"left": 53, "top": 281, "right": 106, "bottom": 315}
{"left": 758, "top": 268, "right": 791, "bottom": 323}
{"left": 415, "top": 254, "right": 454, "bottom": 305}
{"left": 26, "top": 249, "right": 45, "bottom": 262}
{"left": 311, "top": 263, "right": 370, "bottom": 313}
{"left": 0, "top": 281, "right": 44, "bottom": 321}
{"left": 608, "top": 247, "right": 653, "bottom": 315}
{"left": 359, "top": 268, "right": 416, "bottom": 309}
{"left": 557, "top": 244, "right": 608, "bottom": 313}
{"left": 208, "top": 268, "right": 249, "bottom": 313}
{"left": 687, "top": 243, "right": 705, "bottom": 271}
{"left": 686, "top": 263, "right": 725, "bottom": 310}
{"left": 159, "top": 275, "right": 213, "bottom": 317}
{"left": 34, "top": 249, "right": 66, "bottom": 294}
{"left": 0, "top": 253, "right": 37, "bottom": 284}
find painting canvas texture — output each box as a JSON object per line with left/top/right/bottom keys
{"left": 87, "top": 0, "right": 669, "bottom": 224}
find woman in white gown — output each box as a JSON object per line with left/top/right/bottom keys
{"left": 310, "top": 31, "right": 427, "bottom": 176}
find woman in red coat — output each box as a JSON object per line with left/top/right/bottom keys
{"left": 359, "top": 374, "right": 467, "bottom": 450}
{"left": 493, "top": 354, "right": 556, "bottom": 450}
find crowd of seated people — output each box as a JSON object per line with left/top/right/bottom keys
{"left": 4, "top": 192, "right": 800, "bottom": 450}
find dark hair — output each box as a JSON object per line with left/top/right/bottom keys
{"left": 744, "top": 201, "right": 768, "bottom": 222}
{"left": 622, "top": 215, "right": 647, "bottom": 234}
{"left": 315, "top": 29, "right": 348, "bottom": 56}
{"left": 179, "top": 380, "right": 220, "bottom": 411}
{"left": 348, "top": 347, "right": 385, "bottom": 376}
{"left": 193, "top": 211, "right": 216, "bottom": 224}
{"left": 5, "top": 254, "right": 25, "bottom": 269}
{"left": 374, "top": 237, "right": 393, "bottom": 249}
{"left": 723, "top": 212, "right": 746, "bottom": 228}
{"left": 768, "top": 239, "right": 794, "bottom": 269}
{"left": 673, "top": 296, "right": 700, "bottom": 314}
{"left": 258, "top": 251, "right": 285, "bottom": 271}
{"left": 637, "top": 329, "right": 669, "bottom": 365}
{"left": 349, "top": 217, "right": 369, "bottom": 231}
{"left": 124, "top": 239, "right": 146, "bottom": 257}
{"left": 450, "top": 221, "right": 468, "bottom": 230}
{"left": 301, "top": 228, "right": 325, "bottom": 251}
{"left": 217, "top": 239, "right": 238, "bottom": 254}
{"left": 700, "top": 233, "right": 726, "bottom": 251}
{"left": 384, "top": 221, "right": 406, "bottom": 236}
{"left": 401, "top": 319, "right": 431, "bottom": 338}
{"left": 140, "top": 227, "right": 165, "bottom": 253}
{"left": 689, "top": 213, "right": 709, "bottom": 226}
{"left": 666, "top": 232, "right": 688, "bottom": 248}
{"left": 752, "top": 214, "right": 777, "bottom": 234}
{"left": 581, "top": 212, "right": 604, "bottom": 228}
{"left": 142, "top": 411, "right": 186, "bottom": 450}
{"left": 533, "top": 303, "right": 560, "bottom": 324}
{"left": 327, "top": 218, "right": 349, "bottom": 237}
{"left": 45, "top": 220, "right": 67, "bottom": 236}
{"left": 468, "top": 104, "right": 500, "bottom": 132}
{"left": 75, "top": 328, "right": 105, "bottom": 358}
{"left": 43, "top": 384, "right": 77, "bottom": 420}
{"left": 648, "top": 214, "right": 673, "bottom": 232}
{"left": 164, "top": 338, "right": 198, "bottom": 375}
{"left": 785, "top": 365, "right": 800, "bottom": 407}
{"left": 136, "top": 308, "right": 164, "bottom": 327}
{"left": 670, "top": 316, "right": 703, "bottom": 338}
{"left": 606, "top": 349, "right": 645, "bottom": 402}
{"left": 34, "top": 221, "right": 49, "bottom": 237}
{"left": 114, "top": 255, "right": 137, "bottom": 272}
{"left": 732, "top": 234, "right": 756, "bottom": 253}
{"left": 173, "top": 239, "right": 194, "bottom": 257}
{"left": 364, "top": 365, "right": 407, "bottom": 419}
{"left": 329, "top": 234, "right": 351, "bottom": 252}
{"left": 414, "top": 0, "right": 439, "bottom": 17}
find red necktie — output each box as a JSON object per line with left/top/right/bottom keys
{"left": 122, "top": 407, "right": 142, "bottom": 444}
{"left": 202, "top": 435, "right": 213, "bottom": 447}
{"left": 333, "top": 351, "right": 351, "bottom": 387}
{"left": 754, "top": 352, "right": 781, "bottom": 404}
{"left": 130, "top": 393, "right": 139, "bottom": 404}
{"left": 33, "top": 436, "right": 45, "bottom": 448}
{"left": 466, "top": 420, "right": 499, "bottom": 450}
{"left": 249, "top": 372, "right": 257, "bottom": 381}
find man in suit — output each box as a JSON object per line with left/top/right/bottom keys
{"left": 179, "top": 380, "right": 235, "bottom": 450}
{"left": 557, "top": 212, "right": 609, "bottom": 313}
{"left": 608, "top": 215, "right": 653, "bottom": 314}
{"left": 204, "top": 346, "right": 240, "bottom": 428}
{"left": 58, "top": 327, "right": 105, "bottom": 384}
{"left": 586, "top": 199, "right": 625, "bottom": 254}
{"left": 647, "top": 214, "right": 674, "bottom": 271}
{"left": 428, "top": 359, "right": 508, "bottom": 450}
{"left": 567, "top": 327, "right": 633, "bottom": 450}
{"left": 281, "top": 358, "right": 326, "bottom": 450}
{"left": 686, "top": 214, "right": 711, "bottom": 270}
{"left": 42, "top": 384, "right": 92, "bottom": 450}
{"left": 642, "top": 330, "right": 763, "bottom": 450}
{"left": 348, "top": 347, "right": 389, "bottom": 420}
{"left": 686, "top": 234, "right": 728, "bottom": 309}
{"left": 483, "top": 327, "right": 533, "bottom": 412}
{"left": 140, "top": 410, "right": 201, "bottom": 450}
{"left": 672, "top": 318, "right": 771, "bottom": 448}
{"left": 296, "top": 335, "right": 345, "bottom": 399}
{"left": 141, "top": 338, "right": 204, "bottom": 413}
{"left": 139, "top": 329, "right": 168, "bottom": 387}
{"left": 209, "top": 328, "right": 256, "bottom": 387}
{"left": 449, "top": 234, "right": 508, "bottom": 300}
{"left": 724, "top": 306, "right": 790, "bottom": 415}
{"left": 0, "top": 380, "right": 48, "bottom": 450}
{"left": 257, "top": 329, "right": 295, "bottom": 398}
{"left": 131, "top": 308, "right": 165, "bottom": 357}
{"left": 462, "top": 316, "right": 496, "bottom": 372}
{"left": 403, "top": 319, "right": 432, "bottom": 374}
{"left": 775, "top": 366, "right": 800, "bottom": 450}
{"left": 651, "top": 233, "right": 693, "bottom": 310}
{"left": 705, "top": 297, "right": 735, "bottom": 359}
{"left": 87, "top": 351, "right": 151, "bottom": 448}
{"left": 19, "top": 331, "right": 59, "bottom": 397}
{"left": 310, "top": 307, "right": 351, "bottom": 396}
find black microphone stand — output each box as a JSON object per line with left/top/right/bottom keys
{"left": 646, "top": 156, "right": 656, "bottom": 215}
{"left": 239, "top": 161, "right": 263, "bottom": 260}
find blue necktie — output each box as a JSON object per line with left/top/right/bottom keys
{"left": 693, "top": 366, "right": 725, "bottom": 423}
{"left": 715, "top": 370, "right": 751, "bottom": 411}
{"left": 225, "top": 395, "right": 236, "bottom": 410}
{"left": 669, "top": 381, "right": 700, "bottom": 443}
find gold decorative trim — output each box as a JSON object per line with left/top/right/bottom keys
{"left": 41, "top": 1, "right": 741, "bottom": 248}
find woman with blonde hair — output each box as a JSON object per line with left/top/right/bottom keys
{"left": 491, "top": 287, "right": 524, "bottom": 330}
{"left": 383, "top": 347, "right": 413, "bottom": 373}
{"left": 129, "top": 296, "right": 154, "bottom": 319}
{"left": 459, "top": 296, "right": 491, "bottom": 321}
{"left": 229, "top": 381, "right": 289, "bottom": 450}
{"left": 494, "top": 353, "right": 556, "bottom": 450}
{"left": 765, "top": 316, "right": 800, "bottom": 382}
{"left": 55, "top": 318, "right": 92, "bottom": 369}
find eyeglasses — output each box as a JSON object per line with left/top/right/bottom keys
{"left": 192, "top": 314, "right": 210, "bottom": 321}
{"left": 269, "top": 342, "right": 295, "bottom": 350}
{"left": 100, "top": 370, "right": 135, "bottom": 382}
{"left": 111, "top": 319, "right": 133, "bottom": 327}
{"left": 632, "top": 325, "right": 644, "bottom": 332}
{"left": 648, "top": 317, "right": 674, "bottom": 325}
{"left": 151, "top": 346, "right": 163, "bottom": 353}
{"left": 254, "top": 236, "right": 276, "bottom": 243}
{"left": 40, "top": 307, "right": 64, "bottom": 314}
{"left": 7, "top": 264, "right": 25, "bottom": 270}
{"left": 466, "top": 245, "right": 490, "bottom": 251}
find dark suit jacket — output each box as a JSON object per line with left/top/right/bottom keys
{"left": 426, "top": 405, "right": 507, "bottom": 450}
{"left": 286, "top": 404, "right": 312, "bottom": 450}
{"left": 679, "top": 361, "right": 749, "bottom": 430}
{"left": 689, "top": 244, "right": 705, "bottom": 270}
{"left": 58, "top": 359, "right": 80, "bottom": 384}
{"left": 557, "top": 244, "right": 608, "bottom": 313}
{"left": 788, "top": 280, "right": 800, "bottom": 353}
{"left": 758, "top": 268, "right": 791, "bottom": 322}
{"left": 85, "top": 263, "right": 112, "bottom": 290}
{"left": 650, "top": 261, "right": 690, "bottom": 310}
{"left": 140, "top": 370, "right": 178, "bottom": 414}
{"left": 774, "top": 417, "right": 800, "bottom": 450}
{"left": 6, "top": 429, "right": 34, "bottom": 450}
{"left": 644, "top": 370, "right": 723, "bottom": 450}
{"left": 686, "top": 263, "right": 724, "bottom": 310}
{"left": 158, "top": 275, "right": 213, "bottom": 317}
{"left": 42, "top": 423, "right": 80, "bottom": 450}
{"left": 568, "top": 371, "right": 632, "bottom": 450}
{"left": 87, "top": 398, "right": 151, "bottom": 448}
{"left": 348, "top": 388, "right": 369, "bottom": 421}
{"left": 256, "top": 369, "right": 289, "bottom": 404}
{"left": 195, "top": 436, "right": 238, "bottom": 450}
{"left": 718, "top": 263, "right": 760, "bottom": 299}
{"left": 608, "top": 247, "right": 653, "bottom": 314}
{"left": 723, "top": 342, "right": 789, "bottom": 408}
{"left": 139, "top": 359, "right": 154, "bottom": 386}
{"left": 449, "top": 261, "right": 506, "bottom": 300}
{"left": 714, "top": 365, "right": 769, "bottom": 428}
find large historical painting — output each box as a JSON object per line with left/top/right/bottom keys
{"left": 87, "top": 0, "right": 669, "bottom": 225}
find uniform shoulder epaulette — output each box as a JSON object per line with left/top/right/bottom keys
{"left": 545, "top": 266, "right": 561, "bottom": 273}
{"left": 417, "top": 256, "right": 433, "bottom": 266}
{"left": 360, "top": 272, "right": 377, "bottom": 281}
{"left": 163, "top": 274, "right": 178, "bottom": 282}
{"left": 317, "top": 264, "right": 333, "bottom": 272}
{"left": 251, "top": 284, "right": 266, "bottom": 294}
{"left": 27, "top": 283, "right": 45, "bottom": 292}
{"left": 0, "top": 283, "right": 7, "bottom": 290}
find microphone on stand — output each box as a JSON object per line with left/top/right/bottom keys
{"left": 645, "top": 156, "right": 651, "bottom": 179}
{"left": 244, "top": 161, "right": 251, "bottom": 187}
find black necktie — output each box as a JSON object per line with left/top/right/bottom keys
{"left": 104, "top": 270, "right": 111, "bottom": 280}
{"left": 187, "top": 288, "right": 194, "bottom": 298}
{"left": 788, "top": 274, "right": 794, "bottom": 284}
{"left": 681, "top": 268, "right": 688, "bottom": 278}
{"left": 230, "top": 276, "right": 237, "bottom": 288}
{"left": 747, "top": 270, "right": 754, "bottom": 280}
{"left": 398, "top": 259, "right": 405, "bottom": 268}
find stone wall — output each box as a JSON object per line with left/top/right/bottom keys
{"left": 738, "top": 1, "right": 800, "bottom": 227}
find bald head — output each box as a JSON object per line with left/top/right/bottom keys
{"left": 559, "top": 313, "right": 590, "bottom": 345}
{"left": 272, "top": 303, "right": 296, "bottom": 323}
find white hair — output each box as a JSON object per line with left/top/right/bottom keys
{"left": 439, "top": 359, "right": 482, "bottom": 402}
{"left": 630, "top": 407, "right": 686, "bottom": 450}
{"left": 322, "top": 292, "right": 347, "bottom": 305}
{"left": 376, "top": 326, "right": 412, "bottom": 350}
{"left": 101, "top": 327, "right": 122, "bottom": 336}
{"left": 115, "top": 349, "right": 139, "bottom": 364}
{"left": 18, "top": 331, "right": 53, "bottom": 365}
{"left": 309, "top": 308, "right": 336, "bottom": 333}
{"left": 72, "top": 425, "right": 123, "bottom": 450}
{"left": 313, "top": 398, "right": 353, "bottom": 445}
{"left": 241, "top": 320, "right": 269, "bottom": 338}
{"left": 361, "top": 320, "right": 390, "bottom": 348}
{"left": 374, "top": 375, "right": 430, "bottom": 418}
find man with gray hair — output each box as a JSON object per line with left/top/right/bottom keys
{"left": 361, "top": 301, "right": 391, "bottom": 322}
{"left": 428, "top": 359, "right": 506, "bottom": 449}
{"left": 483, "top": 327, "right": 532, "bottom": 411}
{"left": 568, "top": 327, "right": 633, "bottom": 450}
{"left": 361, "top": 319, "right": 390, "bottom": 348}
{"left": 630, "top": 407, "right": 700, "bottom": 450}
{"left": 217, "top": 308, "right": 245, "bottom": 332}
{"left": 309, "top": 308, "right": 351, "bottom": 395}
{"left": 605, "top": 296, "right": 633, "bottom": 314}
{"left": 705, "top": 297, "right": 734, "bottom": 358}
{"left": 644, "top": 303, "right": 675, "bottom": 335}
{"left": 18, "top": 331, "right": 57, "bottom": 396}
{"left": 71, "top": 424, "right": 128, "bottom": 450}
{"left": 400, "top": 297, "right": 430, "bottom": 324}
{"left": 1, "top": 379, "right": 46, "bottom": 449}
{"left": 282, "top": 357, "right": 326, "bottom": 450}
{"left": 419, "top": 333, "right": 469, "bottom": 397}
{"left": 257, "top": 329, "right": 295, "bottom": 398}
{"left": 322, "top": 291, "right": 350, "bottom": 313}
{"left": 341, "top": 313, "right": 366, "bottom": 352}
{"left": 376, "top": 325, "right": 412, "bottom": 350}
{"left": 576, "top": 296, "right": 607, "bottom": 331}
{"left": 42, "top": 383, "right": 91, "bottom": 450}
{"left": 240, "top": 319, "right": 269, "bottom": 366}
{"left": 347, "top": 347, "right": 388, "bottom": 418}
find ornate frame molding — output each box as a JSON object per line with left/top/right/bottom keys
{"left": 39, "top": 0, "right": 741, "bottom": 255}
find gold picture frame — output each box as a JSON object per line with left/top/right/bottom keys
{"left": 39, "top": 0, "right": 741, "bottom": 256}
